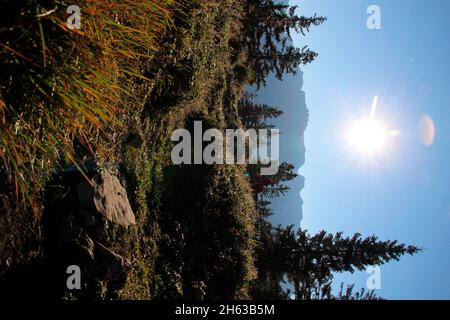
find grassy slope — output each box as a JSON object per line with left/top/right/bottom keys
{"left": 0, "top": 0, "right": 257, "bottom": 299}
{"left": 0, "top": 0, "right": 176, "bottom": 282}
{"left": 114, "top": 0, "right": 257, "bottom": 299}
{"left": 0, "top": 0, "right": 175, "bottom": 295}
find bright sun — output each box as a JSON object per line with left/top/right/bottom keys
{"left": 348, "top": 120, "right": 387, "bottom": 154}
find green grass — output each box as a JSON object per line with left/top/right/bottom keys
{"left": 112, "top": 0, "right": 258, "bottom": 299}
{"left": 0, "top": 0, "right": 177, "bottom": 210}
{"left": 1, "top": 0, "right": 259, "bottom": 300}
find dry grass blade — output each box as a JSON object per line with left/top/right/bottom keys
{"left": 0, "top": 0, "right": 179, "bottom": 212}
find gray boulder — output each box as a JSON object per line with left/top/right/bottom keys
{"left": 77, "top": 170, "right": 136, "bottom": 227}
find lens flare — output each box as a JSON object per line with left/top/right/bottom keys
{"left": 348, "top": 120, "right": 387, "bottom": 153}
{"left": 419, "top": 115, "right": 436, "bottom": 147}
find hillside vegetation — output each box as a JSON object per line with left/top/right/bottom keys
{"left": 0, "top": 0, "right": 419, "bottom": 300}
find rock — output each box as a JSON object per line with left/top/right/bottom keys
{"left": 92, "top": 171, "right": 136, "bottom": 227}
{"left": 59, "top": 223, "right": 95, "bottom": 261}
{"left": 76, "top": 170, "right": 136, "bottom": 227}
{"left": 95, "top": 242, "right": 129, "bottom": 281}
{"left": 74, "top": 230, "right": 95, "bottom": 261}
{"left": 77, "top": 181, "right": 95, "bottom": 209}
{"left": 79, "top": 209, "right": 97, "bottom": 228}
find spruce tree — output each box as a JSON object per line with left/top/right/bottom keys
{"left": 253, "top": 225, "right": 421, "bottom": 299}
{"left": 238, "top": 92, "right": 283, "bottom": 129}
{"left": 280, "top": 227, "right": 421, "bottom": 276}
{"left": 261, "top": 162, "right": 297, "bottom": 198}
{"left": 244, "top": 0, "right": 326, "bottom": 87}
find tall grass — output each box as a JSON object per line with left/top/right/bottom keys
{"left": 0, "top": 0, "right": 177, "bottom": 211}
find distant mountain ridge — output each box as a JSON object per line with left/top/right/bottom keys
{"left": 252, "top": 69, "right": 309, "bottom": 227}
{"left": 250, "top": 0, "right": 310, "bottom": 227}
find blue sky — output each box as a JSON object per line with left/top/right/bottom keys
{"left": 266, "top": 0, "right": 450, "bottom": 299}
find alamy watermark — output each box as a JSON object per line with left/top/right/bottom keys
{"left": 366, "top": 265, "right": 381, "bottom": 290}
{"left": 367, "top": 5, "right": 382, "bottom": 30}
{"left": 67, "top": 5, "right": 81, "bottom": 30}
{"left": 171, "top": 121, "right": 280, "bottom": 175}
{"left": 66, "top": 265, "right": 81, "bottom": 290}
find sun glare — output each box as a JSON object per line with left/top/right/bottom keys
{"left": 345, "top": 95, "right": 398, "bottom": 156}
{"left": 348, "top": 120, "right": 387, "bottom": 153}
